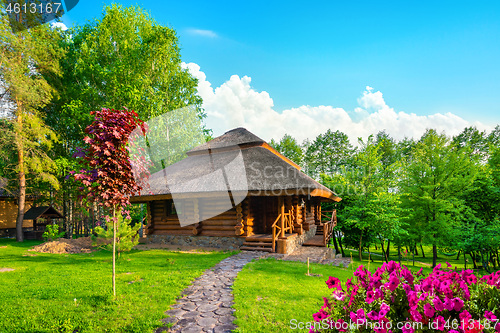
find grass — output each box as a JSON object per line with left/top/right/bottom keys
{"left": 345, "top": 243, "right": 491, "bottom": 275}
{"left": 233, "top": 257, "right": 353, "bottom": 333}
{"left": 0, "top": 239, "right": 234, "bottom": 333}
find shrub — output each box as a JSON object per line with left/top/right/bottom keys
{"left": 42, "top": 224, "right": 65, "bottom": 241}
{"left": 311, "top": 261, "right": 500, "bottom": 332}
{"left": 92, "top": 213, "right": 140, "bottom": 256}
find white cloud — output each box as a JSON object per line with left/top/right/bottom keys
{"left": 186, "top": 28, "right": 218, "bottom": 38}
{"left": 183, "top": 62, "right": 492, "bottom": 144}
{"left": 50, "top": 22, "right": 68, "bottom": 31}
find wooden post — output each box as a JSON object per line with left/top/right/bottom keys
{"left": 280, "top": 196, "right": 285, "bottom": 238}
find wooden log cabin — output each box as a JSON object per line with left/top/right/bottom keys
{"left": 130, "top": 128, "right": 341, "bottom": 254}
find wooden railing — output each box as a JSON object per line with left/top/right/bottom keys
{"left": 320, "top": 210, "right": 337, "bottom": 247}
{"left": 271, "top": 211, "right": 294, "bottom": 252}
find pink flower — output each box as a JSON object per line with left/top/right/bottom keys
{"left": 434, "top": 315, "right": 445, "bottom": 331}
{"left": 460, "top": 310, "right": 472, "bottom": 329}
{"left": 485, "top": 310, "right": 497, "bottom": 321}
{"left": 326, "top": 276, "right": 341, "bottom": 290}
{"left": 322, "top": 297, "right": 330, "bottom": 309}
{"left": 410, "top": 310, "right": 423, "bottom": 322}
{"left": 379, "top": 303, "right": 390, "bottom": 318}
{"left": 433, "top": 297, "right": 445, "bottom": 312}
{"left": 313, "top": 309, "right": 329, "bottom": 322}
{"left": 453, "top": 297, "right": 464, "bottom": 311}
{"left": 386, "top": 276, "right": 400, "bottom": 292}
{"left": 466, "top": 274, "right": 477, "bottom": 285}
{"left": 366, "top": 290, "right": 375, "bottom": 304}
{"left": 444, "top": 297, "right": 455, "bottom": 311}
{"left": 350, "top": 308, "right": 366, "bottom": 325}
{"left": 401, "top": 324, "right": 415, "bottom": 333}
{"left": 367, "top": 310, "right": 380, "bottom": 321}
{"left": 333, "top": 290, "right": 345, "bottom": 301}
{"left": 424, "top": 303, "right": 435, "bottom": 318}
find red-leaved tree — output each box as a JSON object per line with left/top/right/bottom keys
{"left": 75, "top": 108, "right": 148, "bottom": 297}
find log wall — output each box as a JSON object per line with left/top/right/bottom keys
{"left": 148, "top": 198, "right": 240, "bottom": 237}
{"left": 199, "top": 197, "right": 238, "bottom": 237}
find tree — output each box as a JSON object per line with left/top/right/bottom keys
{"left": 304, "top": 130, "right": 355, "bottom": 178}
{"left": 400, "top": 129, "right": 479, "bottom": 267}
{"left": 328, "top": 136, "right": 398, "bottom": 261}
{"left": 47, "top": 4, "right": 203, "bottom": 145}
{"left": 75, "top": 108, "right": 147, "bottom": 297}
{"left": 270, "top": 134, "right": 304, "bottom": 166}
{"left": 0, "top": 13, "right": 63, "bottom": 241}
{"left": 452, "top": 126, "right": 489, "bottom": 158}
{"left": 93, "top": 213, "right": 141, "bottom": 255}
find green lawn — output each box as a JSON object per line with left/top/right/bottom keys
{"left": 0, "top": 239, "right": 233, "bottom": 333}
{"left": 233, "top": 258, "right": 354, "bottom": 333}
{"left": 345, "top": 243, "right": 491, "bottom": 275}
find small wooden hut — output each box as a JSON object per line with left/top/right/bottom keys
{"left": 0, "top": 178, "right": 34, "bottom": 237}
{"left": 131, "top": 128, "right": 341, "bottom": 253}
{"left": 23, "top": 206, "right": 64, "bottom": 240}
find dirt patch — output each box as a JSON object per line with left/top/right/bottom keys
{"left": 0, "top": 268, "right": 14, "bottom": 272}
{"left": 29, "top": 237, "right": 93, "bottom": 254}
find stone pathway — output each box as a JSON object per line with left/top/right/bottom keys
{"left": 155, "top": 251, "right": 268, "bottom": 333}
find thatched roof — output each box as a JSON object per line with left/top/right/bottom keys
{"left": 23, "top": 206, "right": 63, "bottom": 220}
{"left": 132, "top": 128, "right": 341, "bottom": 202}
{"left": 187, "top": 127, "right": 264, "bottom": 154}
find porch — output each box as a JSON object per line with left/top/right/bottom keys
{"left": 241, "top": 195, "right": 337, "bottom": 254}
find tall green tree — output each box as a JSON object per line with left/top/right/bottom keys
{"left": 304, "top": 130, "right": 355, "bottom": 178}
{"left": 47, "top": 4, "right": 204, "bottom": 146}
{"left": 270, "top": 134, "right": 304, "bottom": 166}
{"left": 330, "top": 136, "right": 403, "bottom": 260}
{"left": 400, "top": 129, "right": 479, "bottom": 267}
{"left": 0, "top": 13, "right": 63, "bottom": 241}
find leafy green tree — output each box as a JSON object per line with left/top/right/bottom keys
{"left": 375, "top": 130, "right": 398, "bottom": 169}
{"left": 488, "top": 125, "right": 500, "bottom": 149}
{"left": 270, "top": 134, "right": 304, "bottom": 166}
{"left": 400, "top": 129, "right": 479, "bottom": 267}
{"left": 304, "top": 130, "right": 355, "bottom": 178}
{"left": 0, "top": 14, "right": 63, "bottom": 241}
{"left": 453, "top": 126, "right": 489, "bottom": 158}
{"left": 47, "top": 4, "right": 203, "bottom": 145}
{"left": 324, "top": 136, "right": 404, "bottom": 261}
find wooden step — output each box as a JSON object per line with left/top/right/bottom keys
{"left": 242, "top": 241, "right": 272, "bottom": 247}
{"left": 245, "top": 235, "right": 273, "bottom": 242}
{"left": 240, "top": 246, "right": 273, "bottom": 252}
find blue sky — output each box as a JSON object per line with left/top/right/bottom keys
{"left": 60, "top": 1, "right": 500, "bottom": 141}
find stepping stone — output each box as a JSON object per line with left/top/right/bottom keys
{"left": 198, "top": 317, "right": 218, "bottom": 327}
{"left": 213, "top": 324, "right": 237, "bottom": 333}
{"left": 181, "top": 303, "right": 197, "bottom": 311}
{"left": 218, "top": 315, "right": 236, "bottom": 325}
{"left": 181, "top": 325, "right": 204, "bottom": 333}
{"left": 198, "top": 303, "right": 219, "bottom": 312}
{"left": 214, "top": 308, "right": 233, "bottom": 316}
{"left": 164, "top": 309, "right": 185, "bottom": 317}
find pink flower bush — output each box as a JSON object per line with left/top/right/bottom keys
{"left": 311, "top": 262, "right": 500, "bottom": 332}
